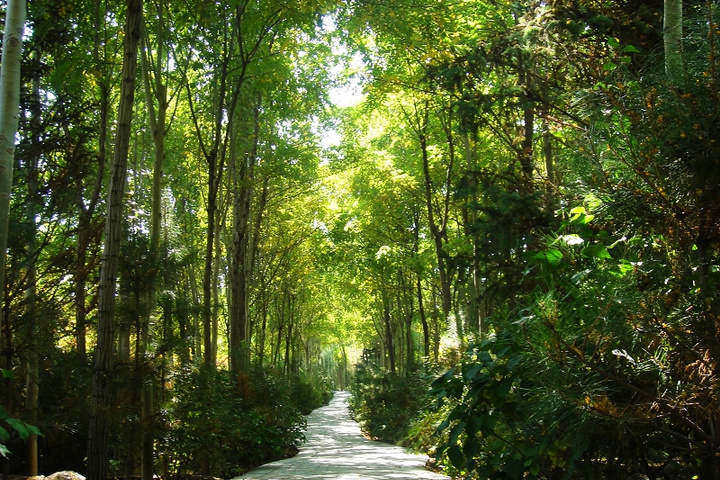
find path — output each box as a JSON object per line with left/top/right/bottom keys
{"left": 234, "top": 391, "right": 451, "bottom": 480}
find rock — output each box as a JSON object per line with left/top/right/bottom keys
{"left": 46, "top": 471, "right": 85, "bottom": 480}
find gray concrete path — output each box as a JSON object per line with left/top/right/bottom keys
{"left": 234, "top": 391, "right": 450, "bottom": 480}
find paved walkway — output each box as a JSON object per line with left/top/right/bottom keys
{"left": 234, "top": 391, "right": 450, "bottom": 480}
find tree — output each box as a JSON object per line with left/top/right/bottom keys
{"left": 0, "top": 0, "right": 26, "bottom": 310}
{"left": 664, "top": 0, "right": 684, "bottom": 80}
{"left": 87, "top": 2, "right": 143, "bottom": 479}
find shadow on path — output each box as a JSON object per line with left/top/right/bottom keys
{"left": 233, "top": 391, "right": 450, "bottom": 480}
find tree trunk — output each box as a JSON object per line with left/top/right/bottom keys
{"left": 416, "top": 275, "right": 430, "bottom": 359}
{"left": 664, "top": 0, "right": 684, "bottom": 80}
{"left": 284, "top": 306, "right": 294, "bottom": 376}
{"left": 74, "top": 0, "right": 111, "bottom": 361}
{"left": 420, "top": 131, "right": 453, "bottom": 323}
{"left": 382, "top": 293, "right": 396, "bottom": 374}
{"left": 87, "top": 2, "right": 143, "bottom": 480}
{"left": 229, "top": 99, "right": 261, "bottom": 376}
{"left": 202, "top": 165, "right": 219, "bottom": 367}
{"left": 23, "top": 48, "right": 42, "bottom": 477}
{"left": 0, "top": 0, "right": 26, "bottom": 307}
{"left": 460, "top": 132, "right": 483, "bottom": 337}
{"left": 0, "top": 8, "right": 25, "bottom": 476}
{"left": 211, "top": 191, "right": 227, "bottom": 366}
{"left": 139, "top": 7, "right": 168, "bottom": 477}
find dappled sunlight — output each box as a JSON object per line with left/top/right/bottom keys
{"left": 235, "top": 391, "right": 448, "bottom": 480}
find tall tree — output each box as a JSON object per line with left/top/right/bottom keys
{"left": 86, "top": 2, "right": 143, "bottom": 479}
{"left": 0, "top": 0, "right": 26, "bottom": 309}
{"left": 139, "top": 1, "right": 177, "bottom": 475}
{"left": 75, "top": 0, "right": 115, "bottom": 359}
{"left": 664, "top": 0, "right": 684, "bottom": 79}
{"left": 22, "top": 47, "right": 42, "bottom": 477}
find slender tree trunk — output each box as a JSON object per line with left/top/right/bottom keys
{"left": 139, "top": 7, "right": 168, "bottom": 477}
{"left": 664, "top": 0, "right": 684, "bottom": 80}
{"left": 87, "top": 3, "right": 143, "bottom": 480}
{"left": 0, "top": 0, "right": 26, "bottom": 307}
{"left": 382, "top": 293, "right": 396, "bottom": 374}
{"left": 259, "top": 298, "right": 268, "bottom": 365}
{"left": 284, "top": 306, "right": 293, "bottom": 376}
{"left": 202, "top": 166, "right": 218, "bottom": 367}
{"left": 461, "top": 132, "right": 483, "bottom": 336}
{"left": 411, "top": 209, "right": 430, "bottom": 359}
{"left": 416, "top": 275, "right": 429, "bottom": 359}
{"left": 75, "top": 0, "right": 111, "bottom": 361}
{"left": 274, "top": 290, "right": 288, "bottom": 367}
{"left": 432, "top": 284, "right": 441, "bottom": 363}
{"left": 2, "top": 310, "right": 12, "bottom": 480}
{"left": 23, "top": 48, "right": 42, "bottom": 477}
{"left": 420, "top": 132, "right": 453, "bottom": 323}
{"left": 211, "top": 191, "right": 227, "bottom": 365}
{"left": 229, "top": 100, "right": 261, "bottom": 376}
{"left": 520, "top": 104, "right": 535, "bottom": 182}
{"left": 0, "top": 10, "right": 25, "bottom": 477}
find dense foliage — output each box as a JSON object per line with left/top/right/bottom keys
{"left": 349, "top": 361, "right": 432, "bottom": 444}
{"left": 1, "top": 0, "right": 719, "bottom": 479}
{"left": 341, "top": 1, "right": 720, "bottom": 479}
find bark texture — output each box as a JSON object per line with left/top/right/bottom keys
{"left": 87, "top": 2, "right": 143, "bottom": 480}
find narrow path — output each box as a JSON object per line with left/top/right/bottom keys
{"left": 234, "top": 391, "right": 451, "bottom": 480}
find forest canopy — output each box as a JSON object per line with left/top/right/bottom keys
{"left": 1, "top": 0, "right": 720, "bottom": 479}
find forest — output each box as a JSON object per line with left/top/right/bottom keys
{"left": 0, "top": 0, "right": 719, "bottom": 479}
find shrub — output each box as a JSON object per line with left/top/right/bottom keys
{"left": 430, "top": 205, "right": 717, "bottom": 478}
{"left": 160, "top": 366, "right": 307, "bottom": 479}
{"left": 349, "top": 364, "right": 431, "bottom": 444}
{"left": 289, "top": 372, "right": 335, "bottom": 415}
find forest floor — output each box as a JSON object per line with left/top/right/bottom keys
{"left": 233, "top": 391, "right": 449, "bottom": 480}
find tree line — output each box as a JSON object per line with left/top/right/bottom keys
{"left": 337, "top": 0, "right": 720, "bottom": 478}
{"left": 2, "top": 0, "right": 720, "bottom": 479}
{"left": 1, "top": 0, "right": 345, "bottom": 478}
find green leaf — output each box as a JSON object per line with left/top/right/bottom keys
{"left": 623, "top": 44, "right": 640, "bottom": 53}
{"left": 603, "top": 61, "right": 617, "bottom": 71}
{"left": 0, "top": 443, "right": 9, "bottom": 458}
{"left": 466, "top": 416, "right": 483, "bottom": 437}
{"left": 447, "top": 445, "right": 465, "bottom": 469}
{"left": 462, "top": 363, "right": 482, "bottom": 381}
{"left": 569, "top": 207, "right": 594, "bottom": 225}
{"left": 581, "top": 243, "right": 611, "bottom": 259}
{"left": 0, "top": 426, "right": 9, "bottom": 443}
{"left": 6, "top": 418, "right": 29, "bottom": 441}
{"left": 533, "top": 249, "right": 563, "bottom": 266}
{"left": 0, "top": 369, "right": 12, "bottom": 379}
{"left": 608, "top": 37, "right": 620, "bottom": 48}
{"left": 478, "top": 351, "right": 493, "bottom": 365}
{"left": 436, "top": 418, "right": 451, "bottom": 434}
{"left": 448, "top": 422, "right": 466, "bottom": 446}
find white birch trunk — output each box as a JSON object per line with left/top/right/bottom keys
{"left": 0, "top": 0, "right": 26, "bottom": 305}
{"left": 664, "top": 0, "right": 684, "bottom": 80}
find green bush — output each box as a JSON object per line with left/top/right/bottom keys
{"left": 160, "top": 366, "right": 306, "bottom": 479}
{"left": 429, "top": 205, "right": 714, "bottom": 478}
{"left": 349, "top": 364, "right": 431, "bottom": 444}
{"left": 290, "top": 372, "right": 335, "bottom": 415}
